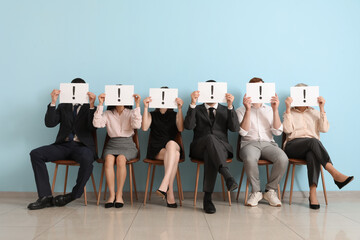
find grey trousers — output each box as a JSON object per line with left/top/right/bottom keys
{"left": 240, "top": 141, "right": 288, "bottom": 193}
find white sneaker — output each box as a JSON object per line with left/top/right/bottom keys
{"left": 246, "top": 192, "right": 263, "bottom": 207}
{"left": 263, "top": 189, "right": 282, "bottom": 207}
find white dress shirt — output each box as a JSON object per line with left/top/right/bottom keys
{"left": 236, "top": 104, "right": 283, "bottom": 143}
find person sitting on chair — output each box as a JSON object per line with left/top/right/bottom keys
{"left": 142, "top": 87, "right": 184, "bottom": 208}
{"left": 93, "top": 92, "right": 142, "bottom": 208}
{"left": 28, "top": 78, "right": 97, "bottom": 210}
{"left": 184, "top": 80, "right": 240, "bottom": 214}
{"left": 283, "top": 83, "right": 354, "bottom": 209}
{"left": 236, "top": 77, "right": 288, "bottom": 207}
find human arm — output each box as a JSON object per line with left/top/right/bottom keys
{"left": 175, "top": 98, "right": 184, "bottom": 132}
{"left": 141, "top": 97, "right": 152, "bottom": 131}
{"left": 184, "top": 91, "right": 199, "bottom": 130}
{"left": 131, "top": 94, "right": 142, "bottom": 129}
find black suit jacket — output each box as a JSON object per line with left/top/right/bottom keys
{"left": 184, "top": 104, "right": 240, "bottom": 156}
{"left": 45, "top": 103, "right": 97, "bottom": 157}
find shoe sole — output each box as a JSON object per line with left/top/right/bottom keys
{"left": 155, "top": 190, "right": 166, "bottom": 200}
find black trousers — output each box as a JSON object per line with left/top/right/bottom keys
{"left": 190, "top": 134, "right": 232, "bottom": 193}
{"left": 30, "top": 141, "right": 95, "bottom": 198}
{"left": 284, "top": 138, "right": 332, "bottom": 187}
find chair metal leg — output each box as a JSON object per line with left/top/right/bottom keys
{"left": 64, "top": 165, "right": 69, "bottom": 194}
{"left": 221, "top": 175, "right": 226, "bottom": 201}
{"left": 97, "top": 164, "right": 105, "bottom": 206}
{"left": 129, "top": 164, "right": 133, "bottom": 206}
{"left": 143, "top": 164, "right": 151, "bottom": 205}
{"left": 131, "top": 164, "right": 138, "bottom": 201}
{"left": 51, "top": 164, "right": 59, "bottom": 194}
{"left": 149, "top": 165, "right": 156, "bottom": 201}
{"left": 320, "top": 166, "right": 328, "bottom": 205}
{"left": 282, "top": 163, "right": 291, "bottom": 200}
{"left": 236, "top": 167, "right": 245, "bottom": 201}
{"left": 176, "top": 169, "right": 182, "bottom": 206}
{"left": 244, "top": 179, "right": 250, "bottom": 205}
{"left": 289, "top": 164, "right": 296, "bottom": 205}
{"left": 194, "top": 164, "right": 200, "bottom": 206}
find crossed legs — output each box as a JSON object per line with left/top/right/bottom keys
{"left": 156, "top": 141, "right": 180, "bottom": 204}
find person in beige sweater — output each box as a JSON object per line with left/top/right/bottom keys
{"left": 283, "top": 83, "right": 354, "bottom": 209}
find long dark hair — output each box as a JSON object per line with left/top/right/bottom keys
{"left": 155, "top": 86, "right": 174, "bottom": 112}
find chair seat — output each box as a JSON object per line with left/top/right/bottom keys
{"left": 289, "top": 158, "right": 307, "bottom": 164}
{"left": 144, "top": 158, "right": 185, "bottom": 165}
{"left": 258, "top": 159, "right": 273, "bottom": 165}
{"left": 96, "top": 158, "right": 139, "bottom": 164}
{"left": 191, "top": 158, "right": 232, "bottom": 164}
{"left": 52, "top": 160, "right": 79, "bottom": 166}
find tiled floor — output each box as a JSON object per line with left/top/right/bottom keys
{"left": 0, "top": 191, "right": 359, "bottom": 240}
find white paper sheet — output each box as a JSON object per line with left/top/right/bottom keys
{"left": 149, "top": 88, "right": 178, "bottom": 109}
{"left": 291, "top": 86, "right": 319, "bottom": 107}
{"left": 197, "top": 82, "right": 227, "bottom": 103}
{"left": 246, "top": 83, "right": 275, "bottom": 103}
{"left": 59, "top": 83, "right": 89, "bottom": 104}
{"left": 105, "top": 85, "right": 134, "bottom": 106}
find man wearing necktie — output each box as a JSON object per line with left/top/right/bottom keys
{"left": 184, "top": 80, "right": 240, "bottom": 214}
{"left": 28, "top": 78, "right": 97, "bottom": 210}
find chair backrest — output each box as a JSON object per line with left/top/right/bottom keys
{"left": 281, "top": 132, "right": 286, "bottom": 149}
{"left": 92, "top": 131, "right": 99, "bottom": 157}
{"left": 101, "top": 129, "right": 140, "bottom": 160}
{"left": 236, "top": 134, "right": 242, "bottom": 161}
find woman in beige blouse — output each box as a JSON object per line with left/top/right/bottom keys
{"left": 283, "top": 84, "right": 353, "bottom": 209}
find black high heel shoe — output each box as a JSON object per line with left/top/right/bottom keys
{"left": 165, "top": 193, "right": 177, "bottom": 208}
{"left": 308, "top": 197, "right": 320, "bottom": 210}
{"left": 105, "top": 199, "right": 115, "bottom": 208}
{"left": 115, "top": 202, "right": 124, "bottom": 208}
{"left": 334, "top": 176, "right": 354, "bottom": 189}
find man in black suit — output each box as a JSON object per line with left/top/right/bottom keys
{"left": 184, "top": 80, "right": 240, "bottom": 214}
{"left": 28, "top": 78, "right": 97, "bottom": 210}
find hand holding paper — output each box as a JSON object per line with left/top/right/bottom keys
{"left": 105, "top": 85, "right": 134, "bottom": 106}
{"left": 197, "top": 82, "right": 227, "bottom": 103}
{"left": 149, "top": 88, "right": 178, "bottom": 109}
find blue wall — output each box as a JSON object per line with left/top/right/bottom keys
{"left": 1, "top": 0, "right": 359, "bottom": 193}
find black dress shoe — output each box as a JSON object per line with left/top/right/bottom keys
{"left": 226, "top": 177, "right": 238, "bottom": 192}
{"left": 54, "top": 193, "right": 74, "bottom": 207}
{"left": 309, "top": 197, "right": 320, "bottom": 210}
{"left": 334, "top": 176, "right": 354, "bottom": 189}
{"left": 28, "top": 196, "right": 54, "bottom": 210}
{"left": 156, "top": 189, "right": 167, "bottom": 199}
{"left": 115, "top": 202, "right": 124, "bottom": 208}
{"left": 203, "top": 199, "right": 216, "bottom": 214}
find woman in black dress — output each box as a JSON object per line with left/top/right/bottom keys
{"left": 142, "top": 88, "right": 184, "bottom": 208}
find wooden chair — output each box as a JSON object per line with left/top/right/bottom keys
{"left": 51, "top": 132, "right": 98, "bottom": 206}
{"left": 143, "top": 132, "right": 185, "bottom": 206}
{"left": 96, "top": 129, "right": 140, "bottom": 206}
{"left": 235, "top": 135, "right": 281, "bottom": 205}
{"left": 281, "top": 134, "right": 328, "bottom": 205}
{"left": 192, "top": 158, "right": 233, "bottom": 206}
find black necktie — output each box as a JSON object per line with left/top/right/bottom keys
{"left": 69, "top": 104, "right": 80, "bottom": 141}
{"left": 209, "top": 107, "right": 215, "bottom": 126}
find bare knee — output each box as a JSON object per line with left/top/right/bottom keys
{"left": 165, "top": 141, "right": 179, "bottom": 152}
{"left": 116, "top": 155, "right": 127, "bottom": 167}
{"left": 105, "top": 155, "right": 115, "bottom": 168}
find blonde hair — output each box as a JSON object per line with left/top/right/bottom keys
{"left": 295, "top": 83, "right": 308, "bottom": 87}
